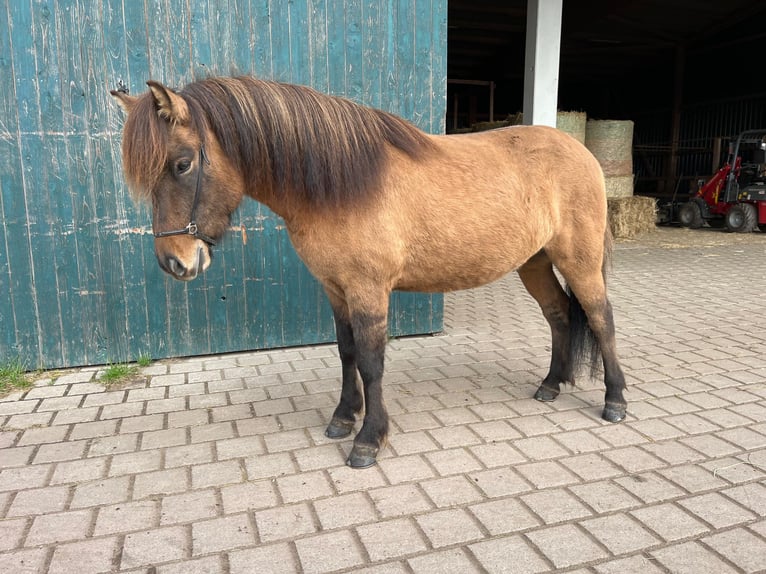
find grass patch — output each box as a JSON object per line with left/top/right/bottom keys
{"left": 99, "top": 362, "right": 139, "bottom": 385}
{"left": 0, "top": 357, "right": 32, "bottom": 395}
{"left": 136, "top": 354, "right": 152, "bottom": 367}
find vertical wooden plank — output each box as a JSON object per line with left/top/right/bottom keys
{"left": 343, "top": 0, "right": 362, "bottom": 102}
{"left": 269, "top": 0, "right": 290, "bottom": 81}
{"left": 251, "top": 0, "right": 273, "bottom": 78}
{"left": 308, "top": 0, "right": 328, "bottom": 93}
{"left": 0, "top": 3, "right": 23, "bottom": 361}
{"left": 288, "top": 0, "right": 310, "bottom": 86}
{"left": 326, "top": 0, "right": 345, "bottom": 95}
{"left": 361, "top": 0, "right": 382, "bottom": 109}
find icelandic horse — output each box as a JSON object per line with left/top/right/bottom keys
{"left": 111, "top": 76, "right": 627, "bottom": 467}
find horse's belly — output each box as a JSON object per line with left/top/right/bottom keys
{"left": 395, "top": 248, "right": 529, "bottom": 293}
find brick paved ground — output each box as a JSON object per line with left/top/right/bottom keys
{"left": 1, "top": 227, "right": 765, "bottom": 573}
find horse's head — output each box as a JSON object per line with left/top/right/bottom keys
{"left": 111, "top": 81, "right": 244, "bottom": 280}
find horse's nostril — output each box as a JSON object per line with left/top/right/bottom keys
{"left": 167, "top": 256, "right": 186, "bottom": 277}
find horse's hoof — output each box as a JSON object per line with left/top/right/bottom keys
{"left": 602, "top": 403, "right": 627, "bottom": 423}
{"left": 346, "top": 444, "right": 379, "bottom": 468}
{"left": 534, "top": 385, "right": 560, "bottom": 402}
{"left": 325, "top": 417, "right": 355, "bottom": 439}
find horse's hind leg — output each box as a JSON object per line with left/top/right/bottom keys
{"left": 518, "top": 252, "right": 575, "bottom": 402}
{"left": 555, "top": 255, "right": 628, "bottom": 422}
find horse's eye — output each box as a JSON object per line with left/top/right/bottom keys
{"left": 175, "top": 159, "right": 192, "bottom": 175}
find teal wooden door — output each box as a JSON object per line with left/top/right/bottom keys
{"left": 0, "top": 0, "right": 446, "bottom": 369}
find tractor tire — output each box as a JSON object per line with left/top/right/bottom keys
{"left": 725, "top": 203, "right": 758, "bottom": 233}
{"left": 678, "top": 201, "right": 703, "bottom": 228}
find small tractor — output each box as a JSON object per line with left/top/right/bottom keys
{"left": 679, "top": 128, "right": 766, "bottom": 232}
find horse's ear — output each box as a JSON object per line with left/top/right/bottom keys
{"left": 110, "top": 90, "right": 138, "bottom": 114}
{"left": 146, "top": 80, "right": 189, "bottom": 124}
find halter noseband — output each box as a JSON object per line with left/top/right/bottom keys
{"left": 154, "top": 146, "right": 217, "bottom": 246}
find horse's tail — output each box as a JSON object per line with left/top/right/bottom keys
{"left": 567, "top": 228, "right": 612, "bottom": 378}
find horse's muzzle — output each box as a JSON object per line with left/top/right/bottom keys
{"left": 157, "top": 242, "right": 210, "bottom": 280}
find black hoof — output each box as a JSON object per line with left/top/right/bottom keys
{"left": 325, "top": 417, "right": 355, "bottom": 439}
{"left": 346, "top": 444, "right": 379, "bottom": 468}
{"left": 534, "top": 385, "right": 560, "bottom": 402}
{"left": 602, "top": 403, "right": 627, "bottom": 422}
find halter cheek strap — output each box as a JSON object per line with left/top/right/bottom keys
{"left": 154, "top": 146, "right": 217, "bottom": 246}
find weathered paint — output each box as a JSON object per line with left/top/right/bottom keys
{"left": 0, "top": 0, "right": 447, "bottom": 369}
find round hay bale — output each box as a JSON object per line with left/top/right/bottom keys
{"left": 556, "top": 111, "right": 587, "bottom": 143}
{"left": 604, "top": 175, "right": 634, "bottom": 198}
{"left": 607, "top": 196, "right": 657, "bottom": 239}
{"left": 585, "top": 119, "right": 634, "bottom": 180}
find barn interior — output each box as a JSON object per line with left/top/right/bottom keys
{"left": 448, "top": 0, "right": 766, "bottom": 199}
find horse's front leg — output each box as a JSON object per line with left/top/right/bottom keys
{"left": 325, "top": 302, "right": 364, "bottom": 439}
{"left": 346, "top": 307, "right": 389, "bottom": 468}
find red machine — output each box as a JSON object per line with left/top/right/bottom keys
{"left": 679, "top": 129, "right": 766, "bottom": 232}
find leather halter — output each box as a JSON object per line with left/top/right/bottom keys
{"left": 154, "top": 146, "right": 217, "bottom": 246}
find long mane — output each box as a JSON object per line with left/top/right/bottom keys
{"left": 120, "top": 76, "right": 436, "bottom": 206}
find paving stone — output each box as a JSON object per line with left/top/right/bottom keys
{"left": 229, "top": 543, "right": 299, "bottom": 574}
{"left": 569, "top": 480, "right": 642, "bottom": 513}
{"left": 121, "top": 526, "right": 189, "bottom": 569}
{"left": 703, "top": 527, "right": 766, "bottom": 573}
{"left": 16, "top": 425, "right": 69, "bottom": 446}
{"left": 276, "top": 469, "right": 334, "bottom": 503}
{"left": 157, "top": 555, "right": 225, "bottom": 574}
{"left": 369, "top": 484, "right": 433, "bottom": 518}
{"left": 469, "top": 497, "right": 540, "bottom": 535}
{"left": 679, "top": 491, "right": 757, "bottom": 528}
{"left": 191, "top": 459, "right": 244, "bottom": 489}
{"left": 469, "top": 535, "right": 550, "bottom": 574}
{"left": 119, "top": 414, "right": 165, "bottom": 434}
{"left": 357, "top": 518, "right": 428, "bottom": 561}
{"left": 164, "top": 443, "right": 214, "bottom": 468}
{"left": 109, "top": 449, "right": 163, "bottom": 477}
{"left": 25, "top": 509, "right": 93, "bottom": 545}
{"left": 0, "top": 464, "right": 52, "bottom": 492}
{"left": 295, "top": 530, "right": 366, "bottom": 574}
{"left": 521, "top": 488, "right": 593, "bottom": 524}
{"left": 416, "top": 508, "right": 485, "bottom": 547}
{"left": 50, "top": 456, "right": 108, "bottom": 485}
{"left": 47, "top": 536, "right": 118, "bottom": 574}
{"left": 630, "top": 502, "right": 709, "bottom": 541}
{"left": 254, "top": 502, "right": 316, "bottom": 542}
{"left": 133, "top": 468, "right": 189, "bottom": 499}
{"left": 94, "top": 500, "right": 160, "bottom": 535}
{"left": 0, "top": 548, "right": 48, "bottom": 574}
{"left": 651, "top": 540, "right": 740, "bottom": 574}
{"left": 192, "top": 513, "right": 254, "bottom": 554}
{"left": 378, "top": 454, "right": 436, "bottom": 483}
{"left": 6, "top": 485, "right": 69, "bottom": 516}
{"left": 244, "top": 452, "right": 297, "bottom": 480}
{"left": 581, "top": 513, "right": 660, "bottom": 554}
{"left": 409, "top": 548, "right": 483, "bottom": 574}
{"left": 141, "top": 428, "right": 188, "bottom": 450}
{"left": 594, "top": 554, "right": 667, "bottom": 574}
{"left": 161, "top": 489, "right": 219, "bottom": 525}
{"left": 614, "top": 472, "right": 685, "bottom": 503}
{"left": 420, "top": 475, "right": 484, "bottom": 507}
{"left": 70, "top": 476, "right": 131, "bottom": 508}
{"left": 0, "top": 445, "right": 34, "bottom": 469}
{"left": 526, "top": 524, "right": 608, "bottom": 569}
{"left": 515, "top": 460, "right": 580, "bottom": 489}
{"left": 313, "top": 491, "right": 377, "bottom": 529}
{"left": 468, "top": 467, "right": 533, "bottom": 498}
{"left": 220, "top": 480, "right": 279, "bottom": 514}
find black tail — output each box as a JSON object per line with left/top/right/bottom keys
{"left": 567, "top": 287, "right": 601, "bottom": 378}
{"left": 567, "top": 230, "right": 612, "bottom": 378}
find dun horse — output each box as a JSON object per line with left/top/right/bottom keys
{"left": 111, "top": 76, "right": 627, "bottom": 468}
